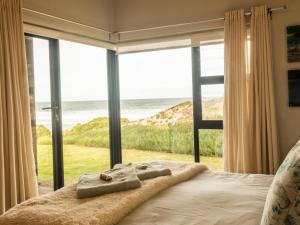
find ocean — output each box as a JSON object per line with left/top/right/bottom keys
{"left": 36, "top": 98, "right": 192, "bottom": 130}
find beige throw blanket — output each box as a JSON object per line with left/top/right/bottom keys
{"left": 0, "top": 161, "right": 207, "bottom": 225}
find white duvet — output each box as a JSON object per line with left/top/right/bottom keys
{"left": 118, "top": 171, "right": 274, "bottom": 225}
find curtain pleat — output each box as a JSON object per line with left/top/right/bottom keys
{"left": 0, "top": 0, "right": 38, "bottom": 215}
{"left": 223, "top": 9, "right": 251, "bottom": 173}
{"left": 249, "top": 5, "right": 280, "bottom": 174}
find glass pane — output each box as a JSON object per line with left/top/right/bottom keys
{"left": 119, "top": 48, "right": 194, "bottom": 163}
{"left": 200, "top": 43, "right": 224, "bottom": 76}
{"left": 199, "top": 129, "right": 223, "bottom": 171}
{"left": 26, "top": 37, "right": 54, "bottom": 194}
{"left": 201, "top": 84, "right": 224, "bottom": 120}
{"left": 59, "top": 40, "right": 109, "bottom": 185}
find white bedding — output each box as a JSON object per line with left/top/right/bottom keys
{"left": 118, "top": 170, "right": 274, "bottom": 225}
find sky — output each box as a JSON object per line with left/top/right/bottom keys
{"left": 33, "top": 39, "right": 224, "bottom": 102}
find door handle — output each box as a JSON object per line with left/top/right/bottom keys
{"left": 41, "top": 106, "right": 59, "bottom": 110}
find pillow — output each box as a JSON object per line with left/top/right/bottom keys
{"left": 260, "top": 139, "right": 300, "bottom": 225}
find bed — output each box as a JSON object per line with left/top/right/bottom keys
{"left": 0, "top": 162, "right": 273, "bottom": 225}
{"left": 1, "top": 139, "right": 300, "bottom": 225}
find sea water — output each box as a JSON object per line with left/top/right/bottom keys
{"left": 35, "top": 98, "right": 192, "bottom": 130}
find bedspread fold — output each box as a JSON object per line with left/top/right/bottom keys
{"left": 0, "top": 161, "right": 207, "bottom": 225}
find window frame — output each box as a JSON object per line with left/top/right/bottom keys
{"left": 191, "top": 44, "right": 224, "bottom": 163}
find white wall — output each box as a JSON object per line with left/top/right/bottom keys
{"left": 271, "top": 0, "right": 300, "bottom": 158}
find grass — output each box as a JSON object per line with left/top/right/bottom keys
{"left": 38, "top": 118, "right": 224, "bottom": 157}
{"left": 37, "top": 145, "right": 223, "bottom": 186}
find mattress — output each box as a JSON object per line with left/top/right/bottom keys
{"left": 118, "top": 170, "right": 274, "bottom": 225}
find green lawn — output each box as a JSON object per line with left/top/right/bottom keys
{"left": 37, "top": 145, "right": 223, "bottom": 186}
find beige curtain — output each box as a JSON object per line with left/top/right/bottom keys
{"left": 249, "top": 5, "right": 280, "bottom": 174}
{"left": 223, "top": 9, "right": 252, "bottom": 173}
{"left": 223, "top": 5, "right": 280, "bottom": 174}
{"left": 0, "top": 0, "right": 38, "bottom": 215}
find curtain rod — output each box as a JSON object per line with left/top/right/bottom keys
{"left": 117, "top": 5, "right": 287, "bottom": 34}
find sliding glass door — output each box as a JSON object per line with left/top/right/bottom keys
{"left": 25, "top": 36, "right": 63, "bottom": 193}
{"left": 59, "top": 40, "right": 109, "bottom": 185}
{"left": 25, "top": 35, "right": 109, "bottom": 192}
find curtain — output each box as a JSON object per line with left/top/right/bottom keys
{"left": 223, "top": 5, "right": 280, "bottom": 174}
{"left": 223, "top": 9, "right": 252, "bottom": 173}
{"left": 249, "top": 5, "right": 280, "bottom": 174}
{"left": 0, "top": 0, "right": 38, "bottom": 215}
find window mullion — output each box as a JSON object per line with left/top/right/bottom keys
{"left": 107, "top": 50, "right": 122, "bottom": 168}
{"left": 192, "top": 47, "right": 201, "bottom": 162}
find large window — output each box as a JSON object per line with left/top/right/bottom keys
{"left": 25, "top": 33, "right": 225, "bottom": 193}
{"left": 59, "top": 40, "right": 109, "bottom": 185}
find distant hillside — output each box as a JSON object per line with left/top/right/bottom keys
{"left": 131, "top": 98, "right": 223, "bottom": 126}
{"left": 130, "top": 101, "right": 193, "bottom": 126}
{"left": 202, "top": 98, "right": 223, "bottom": 120}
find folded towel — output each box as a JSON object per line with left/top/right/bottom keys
{"left": 114, "top": 161, "right": 172, "bottom": 180}
{"left": 77, "top": 166, "right": 141, "bottom": 199}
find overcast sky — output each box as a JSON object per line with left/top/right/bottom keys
{"left": 33, "top": 39, "right": 224, "bottom": 102}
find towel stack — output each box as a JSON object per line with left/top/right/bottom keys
{"left": 76, "top": 161, "right": 172, "bottom": 198}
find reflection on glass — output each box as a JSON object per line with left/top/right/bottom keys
{"left": 200, "top": 43, "right": 224, "bottom": 76}
{"left": 28, "top": 37, "right": 54, "bottom": 194}
{"left": 119, "top": 48, "right": 194, "bottom": 164}
{"left": 201, "top": 84, "right": 224, "bottom": 120}
{"left": 199, "top": 129, "right": 223, "bottom": 171}
{"left": 59, "top": 40, "right": 109, "bottom": 185}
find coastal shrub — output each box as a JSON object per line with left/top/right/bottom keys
{"left": 122, "top": 124, "right": 171, "bottom": 152}
{"left": 36, "top": 117, "right": 223, "bottom": 157}
{"left": 64, "top": 128, "right": 109, "bottom": 148}
{"left": 64, "top": 117, "right": 108, "bottom": 136}
{"left": 36, "top": 125, "right": 51, "bottom": 145}
{"left": 122, "top": 122, "right": 223, "bottom": 156}
{"left": 37, "top": 124, "right": 51, "bottom": 137}
{"left": 199, "top": 130, "right": 223, "bottom": 157}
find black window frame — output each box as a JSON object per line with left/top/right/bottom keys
{"left": 191, "top": 44, "right": 224, "bottom": 163}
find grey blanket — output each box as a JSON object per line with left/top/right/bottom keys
{"left": 77, "top": 161, "right": 172, "bottom": 198}
{"left": 114, "top": 161, "right": 172, "bottom": 180}
{"left": 77, "top": 166, "right": 141, "bottom": 199}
